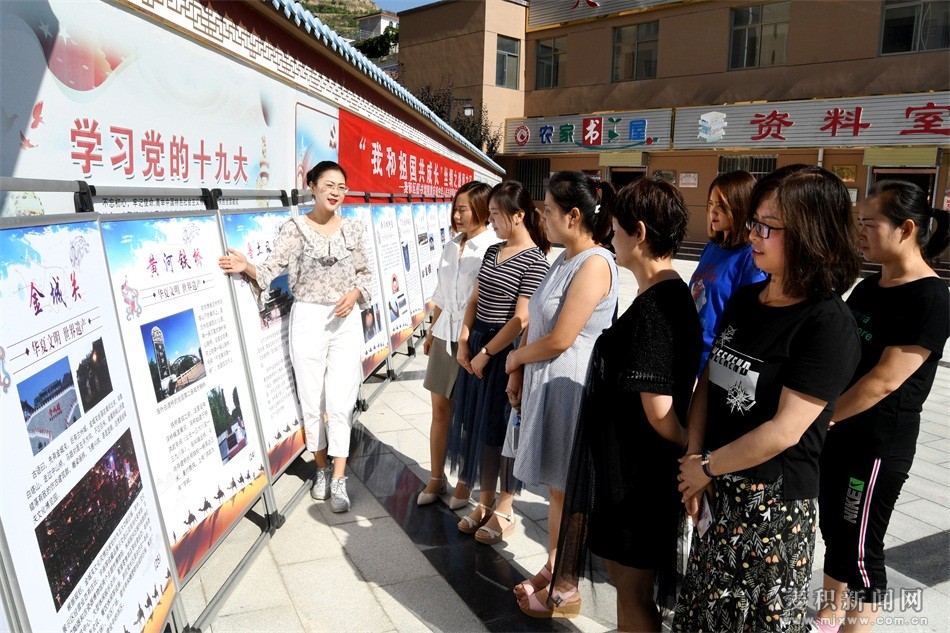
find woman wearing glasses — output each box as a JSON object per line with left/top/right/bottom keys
{"left": 688, "top": 170, "right": 766, "bottom": 374}
{"left": 219, "top": 161, "right": 370, "bottom": 513}
{"left": 814, "top": 181, "right": 949, "bottom": 633}
{"left": 674, "top": 165, "right": 862, "bottom": 633}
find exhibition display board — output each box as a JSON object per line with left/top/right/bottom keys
{"left": 0, "top": 180, "right": 454, "bottom": 630}
{"left": 414, "top": 203, "right": 438, "bottom": 314}
{"left": 99, "top": 211, "right": 267, "bottom": 583}
{"left": 0, "top": 0, "right": 487, "bottom": 626}
{"left": 395, "top": 203, "right": 426, "bottom": 329}
{"left": 220, "top": 208, "right": 305, "bottom": 479}
{"left": 341, "top": 204, "right": 390, "bottom": 379}
{"left": 371, "top": 205, "right": 414, "bottom": 351}
{"left": 0, "top": 215, "right": 173, "bottom": 632}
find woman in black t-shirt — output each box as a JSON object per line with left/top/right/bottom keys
{"left": 673, "top": 165, "right": 862, "bottom": 633}
{"left": 814, "top": 181, "right": 950, "bottom": 633}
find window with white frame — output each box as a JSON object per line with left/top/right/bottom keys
{"left": 496, "top": 35, "right": 520, "bottom": 89}
{"left": 881, "top": 0, "right": 949, "bottom": 54}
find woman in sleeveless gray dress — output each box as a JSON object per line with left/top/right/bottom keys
{"left": 501, "top": 172, "right": 619, "bottom": 619}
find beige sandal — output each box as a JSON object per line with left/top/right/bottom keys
{"left": 458, "top": 502, "right": 493, "bottom": 534}
{"left": 475, "top": 509, "right": 516, "bottom": 544}
{"left": 417, "top": 477, "right": 447, "bottom": 506}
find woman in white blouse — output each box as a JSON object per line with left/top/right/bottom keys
{"left": 219, "top": 161, "right": 372, "bottom": 513}
{"left": 418, "top": 182, "right": 499, "bottom": 506}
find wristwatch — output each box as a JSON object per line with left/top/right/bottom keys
{"left": 701, "top": 450, "right": 715, "bottom": 478}
{"left": 480, "top": 347, "right": 491, "bottom": 357}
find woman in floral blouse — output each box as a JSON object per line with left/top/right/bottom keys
{"left": 219, "top": 161, "right": 372, "bottom": 513}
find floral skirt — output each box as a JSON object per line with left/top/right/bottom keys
{"left": 672, "top": 475, "right": 817, "bottom": 633}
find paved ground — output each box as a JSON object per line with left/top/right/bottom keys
{"left": 177, "top": 257, "right": 949, "bottom": 632}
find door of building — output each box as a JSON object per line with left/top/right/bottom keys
{"left": 609, "top": 168, "right": 646, "bottom": 191}
{"left": 870, "top": 167, "right": 937, "bottom": 205}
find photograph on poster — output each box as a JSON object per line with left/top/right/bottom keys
{"left": 295, "top": 102, "right": 340, "bottom": 191}
{"left": 18, "top": 356, "right": 80, "bottom": 457}
{"left": 35, "top": 428, "right": 142, "bottom": 611}
{"left": 207, "top": 385, "right": 247, "bottom": 465}
{"left": 75, "top": 338, "right": 113, "bottom": 414}
{"left": 388, "top": 274, "right": 407, "bottom": 319}
{"left": 417, "top": 231, "right": 428, "bottom": 249}
{"left": 260, "top": 274, "right": 293, "bottom": 328}
{"left": 140, "top": 309, "right": 205, "bottom": 403}
{"left": 362, "top": 305, "right": 379, "bottom": 343}
{"left": 402, "top": 241, "right": 410, "bottom": 272}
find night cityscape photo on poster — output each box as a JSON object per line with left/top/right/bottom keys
{"left": 0, "top": 219, "right": 173, "bottom": 633}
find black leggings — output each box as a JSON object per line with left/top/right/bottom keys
{"left": 818, "top": 433, "right": 912, "bottom": 603}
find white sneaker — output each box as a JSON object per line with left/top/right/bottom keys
{"left": 310, "top": 466, "right": 332, "bottom": 500}
{"left": 329, "top": 477, "right": 350, "bottom": 513}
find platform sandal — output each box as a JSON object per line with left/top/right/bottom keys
{"left": 513, "top": 564, "right": 552, "bottom": 598}
{"left": 517, "top": 585, "right": 581, "bottom": 619}
{"left": 457, "top": 502, "right": 493, "bottom": 534}
{"left": 475, "top": 509, "right": 516, "bottom": 544}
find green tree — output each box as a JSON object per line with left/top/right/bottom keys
{"left": 409, "top": 76, "right": 502, "bottom": 158}
{"left": 354, "top": 25, "right": 398, "bottom": 59}
{"left": 231, "top": 386, "right": 243, "bottom": 422}
{"left": 207, "top": 387, "right": 230, "bottom": 437}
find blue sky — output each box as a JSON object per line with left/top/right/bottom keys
{"left": 375, "top": 0, "right": 434, "bottom": 13}
{"left": 140, "top": 309, "right": 202, "bottom": 364}
{"left": 17, "top": 356, "right": 74, "bottom": 407}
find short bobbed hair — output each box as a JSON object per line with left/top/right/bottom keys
{"left": 614, "top": 178, "right": 689, "bottom": 259}
{"left": 748, "top": 164, "right": 860, "bottom": 298}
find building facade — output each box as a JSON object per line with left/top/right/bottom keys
{"left": 400, "top": 0, "right": 528, "bottom": 131}
{"left": 356, "top": 11, "right": 399, "bottom": 40}
{"left": 399, "top": 0, "right": 950, "bottom": 245}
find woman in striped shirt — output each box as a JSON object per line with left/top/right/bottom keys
{"left": 446, "top": 180, "right": 550, "bottom": 536}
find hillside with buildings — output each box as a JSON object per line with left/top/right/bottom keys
{"left": 299, "top": 0, "right": 381, "bottom": 39}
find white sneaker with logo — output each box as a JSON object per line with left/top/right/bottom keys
{"left": 329, "top": 477, "right": 350, "bottom": 513}
{"left": 310, "top": 466, "right": 332, "bottom": 501}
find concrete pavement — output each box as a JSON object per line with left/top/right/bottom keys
{"left": 178, "top": 258, "right": 949, "bottom": 632}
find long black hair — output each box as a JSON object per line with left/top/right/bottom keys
{"left": 869, "top": 180, "right": 950, "bottom": 262}
{"left": 488, "top": 180, "right": 551, "bottom": 253}
{"left": 546, "top": 171, "right": 616, "bottom": 248}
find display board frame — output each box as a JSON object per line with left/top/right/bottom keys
{"left": 0, "top": 211, "right": 177, "bottom": 633}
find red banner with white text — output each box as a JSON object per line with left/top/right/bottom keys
{"left": 339, "top": 111, "right": 474, "bottom": 199}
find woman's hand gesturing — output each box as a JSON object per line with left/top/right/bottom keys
{"left": 218, "top": 247, "right": 248, "bottom": 274}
